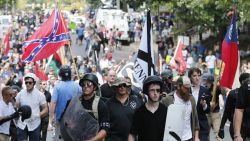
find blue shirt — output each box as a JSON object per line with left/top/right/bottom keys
{"left": 52, "top": 81, "right": 82, "bottom": 122}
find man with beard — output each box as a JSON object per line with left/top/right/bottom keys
{"left": 161, "top": 76, "right": 200, "bottom": 141}
{"left": 128, "top": 76, "right": 167, "bottom": 141}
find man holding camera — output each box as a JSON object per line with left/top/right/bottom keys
{"left": 188, "top": 67, "right": 211, "bottom": 141}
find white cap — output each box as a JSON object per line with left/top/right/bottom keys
{"left": 24, "top": 73, "right": 38, "bottom": 82}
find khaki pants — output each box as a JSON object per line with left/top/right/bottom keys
{"left": 207, "top": 112, "right": 223, "bottom": 141}
{"left": 0, "top": 133, "right": 9, "bottom": 141}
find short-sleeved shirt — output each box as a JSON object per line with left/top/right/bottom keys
{"left": 236, "top": 80, "right": 250, "bottom": 136}
{"left": 16, "top": 88, "right": 46, "bottom": 131}
{"left": 130, "top": 103, "right": 167, "bottom": 141}
{"left": 106, "top": 95, "right": 142, "bottom": 141}
{"left": 0, "top": 100, "right": 15, "bottom": 135}
{"left": 205, "top": 55, "right": 216, "bottom": 69}
{"left": 52, "top": 81, "right": 81, "bottom": 122}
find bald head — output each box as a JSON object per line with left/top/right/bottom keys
{"left": 108, "top": 69, "right": 116, "bottom": 84}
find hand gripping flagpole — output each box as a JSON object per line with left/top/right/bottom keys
{"left": 57, "top": 1, "right": 80, "bottom": 80}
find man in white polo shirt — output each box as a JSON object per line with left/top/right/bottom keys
{"left": 0, "top": 86, "right": 16, "bottom": 141}
{"left": 15, "top": 73, "right": 48, "bottom": 141}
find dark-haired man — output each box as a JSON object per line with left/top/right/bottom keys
{"left": 15, "top": 73, "right": 48, "bottom": 141}
{"left": 188, "top": 67, "right": 211, "bottom": 141}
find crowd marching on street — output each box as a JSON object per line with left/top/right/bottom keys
{"left": 0, "top": 2, "right": 250, "bottom": 141}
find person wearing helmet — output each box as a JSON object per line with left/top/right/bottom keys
{"left": 129, "top": 76, "right": 167, "bottom": 141}
{"left": 50, "top": 65, "right": 81, "bottom": 141}
{"left": 106, "top": 77, "right": 142, "bottom": 141}
{"left": 234, "top": 77, "right": 250, "bottom": 141}
{"left": 15, "top": 73, "right": 48, "bottom": 141}
{"left": 161, "top": 69, "right": 176, "bottom": 94}
{"left": 61, "top": 73, "right": 110, "bottom": 141}
{"left": 219, "top": 73, "right": 250, "bottom": 140}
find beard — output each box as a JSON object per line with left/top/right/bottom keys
{"left": 179, "top": 93, "right": 191, "bottom": 102}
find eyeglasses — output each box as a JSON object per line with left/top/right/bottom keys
{"left": 80, "top": 81, "right": 93, "bottom": 87}
{"left": 149, "top": 89, "right": 161, "bottom": 93}
{"left": 25, "top": 81, "right": 34, "bottom": 85}
{"left": 117, "top": 84, "right": 128, "bottom": 88}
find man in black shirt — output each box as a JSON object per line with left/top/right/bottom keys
{"left": 39, "top": 80, "right": 51, "bottom": 141}
{"left": 100, "top": 69, "right": 116, "bottom": 100}
{"left": 219, "top": 73, "right": 250, "bottom": 139}
{"left": 129, "top": 76, "right": 167, "bottom": 141}
{"left": 106, "top": 77, "right": 142, "bottom": 141}
{"left": 234, "top": 77, "right": 250, "bottom": 141}
{"left": 61, "top": 73, "right": 110, "bottom": 141}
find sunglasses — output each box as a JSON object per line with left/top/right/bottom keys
{"left": 117, "top": 84, "right": 128, "bottom": 88}
{"left": 80, "top": 81, "right": 93, "bottom": 87}
{"left": 25, "top": 81, "right": 34, "bottom": 85}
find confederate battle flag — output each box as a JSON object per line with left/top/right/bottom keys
{"left": 21, "top": 6, "right": 69, "bottom": 63}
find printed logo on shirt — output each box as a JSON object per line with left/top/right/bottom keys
{"left": 130, "top": 101, "right": 137, "bottom": 109}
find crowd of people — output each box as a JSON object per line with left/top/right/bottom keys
{"left": 1, "top": 64, "right": 250, "bottom": 141}
{"left": 0, "top": 7, "right": 250, "bottom": 141}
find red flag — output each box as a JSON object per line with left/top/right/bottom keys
{"left": 53, "top": 52, "right": 62, "bottom": 64}
{"left": 35, "top": 62, "right": 48, "bottom": 80}
{"left": 21, "top": 6, "right": 69, "bottom": 63}
{"left": 220, "top": 13, "right": 238, "bottom": 89}
{"left": 3, "top": 30, "right": 11, "bottom": 55}
{"left": 170, "top": 39, "right": 186, "bottom": 75}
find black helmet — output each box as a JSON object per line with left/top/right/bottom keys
{"left": 239, "top": 73, "right": 250, "bottom": 84}
{"left": 142, "top": 76, "right": 163, "bottom": 94}
{"left": 18, "top": 105, "right": 32, "bottom": 122}
{"left": 206, "top": 75, "right": 214, "bottom": 83}
{"left": 79, "top": 73, "right": 99, "bottom": 88}
{"left": 161, "top": 69, "right": 173, "bottom": 80}
{"left": 59, "top": 65, "right": 71, "bottom": 80}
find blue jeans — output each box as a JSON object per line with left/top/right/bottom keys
{"left": 17, "top": 125, "right": 41, "bottom": 141}
{"left": 208, "top": 68, "right": 214, "bottom": 75}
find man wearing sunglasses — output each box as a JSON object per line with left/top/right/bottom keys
{"left": 60, "top": 73, "right": 110, "bottom": 141}
{"left": 106, "top": 77, "right": 142, "bottom": 141}
{"left": 15, "top": 73, "right": 48, "bottom": 141}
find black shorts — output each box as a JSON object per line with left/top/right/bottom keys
{"left": 78, "top": 35, "right": 84, "bottom": 41}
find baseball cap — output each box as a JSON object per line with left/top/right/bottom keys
{"left": 177, "top": 76, "right": 191, "bottom": 88}
{"left": 112, "top": 77, "right": 131, "bottom": 87}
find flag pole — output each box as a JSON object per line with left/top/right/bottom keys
{"left": 57, "top": 1, "right": 80, "bottom": 80}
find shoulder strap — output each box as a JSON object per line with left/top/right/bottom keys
{"left": 92, "top": 95, "right": 100, "bottom": 120}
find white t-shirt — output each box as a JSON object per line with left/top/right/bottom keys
{"left": 15, "top": 88, "right": 46, "bottom": 131}
{"left": 174, "top": 93, "right": 192, "bottom": 140}
{"left": 186, "top": 56, "right": 194, "bottom": 69}
{"left": 205, "top": 55, "right": 216, "bottom": 69}
{"left": 0, "top": 100, "right": 15, "bottom": 135}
